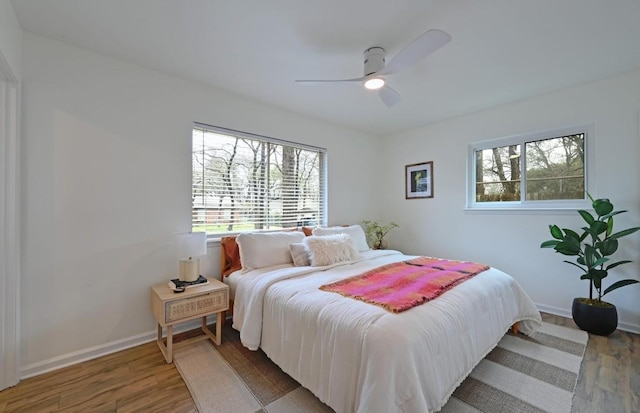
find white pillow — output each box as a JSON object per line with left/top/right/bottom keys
{"left": 236, "top": 231, "right": 305, "bottom": 271}
{"left": 312, "top": 225, "right": 370, "bottom": 252}
{"left": 303, "top": 234, "right": 360, "bottom": 266}
{"left": 289, "top": 243, "right": 311, "bottom": 266}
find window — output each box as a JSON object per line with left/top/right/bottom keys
{"left": 467, "top": 126, "right": 592, "bottom": 209}
{"left": 192, "top": 123, "right": 326, "bottom": 235}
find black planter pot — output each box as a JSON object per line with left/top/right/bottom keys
{"left": 571, "top": 297, "right": 618, "bottom": 336}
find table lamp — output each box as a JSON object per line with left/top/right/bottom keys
{"left": 176, "top": 232, "right": 207, "bottom": 282}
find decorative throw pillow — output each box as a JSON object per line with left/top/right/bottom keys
{"left": 289, "top": 243, "right": 311, "bottom": 266}
{"left": 220, "top": 236, "right": 242, "bottom": 277}
{"left": 301, "top": 226, "right": 315, "bottom": 236}
{"left": 236, "top": 231, "right": 305, "bottom": 271}
{"left": 303, "top": 234, "right": 360, "bottom": 266}
{"left": 312, "top": 225, "right": 370, "bottom": 252}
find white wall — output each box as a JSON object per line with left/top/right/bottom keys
{"left": 0, "top": 0, "right": 22, "bottom": 390}
{"left": 20, "top": 33, "right": 381, "bottom": 372}
{"left": 0, "top": 0, "right": 21, "bottom": 80}
{"left": 381, "top": 69, "right": 640, "bottom": 332}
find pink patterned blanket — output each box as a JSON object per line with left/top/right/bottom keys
{"left": 319, "top": 257, "right": 489, "bottom": 313}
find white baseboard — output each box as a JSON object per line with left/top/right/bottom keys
{"left": 535, "top": 303, "right": 572, "bottom": 319}
{"left": 617, "top": 320, "right": 640, "bottom": 334}
{"left": 20, "top": 319, "right": 204, "bottom": 380}
{"left": 536, "top": 302, "right": 640, "bottom": 335}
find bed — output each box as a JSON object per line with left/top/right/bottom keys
{"left": 220, "top": 227, "right": 542, "bottom": 413}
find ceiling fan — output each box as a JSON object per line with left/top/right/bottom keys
{"left": 295, "top": 29, "right": 452, "bottom": 107}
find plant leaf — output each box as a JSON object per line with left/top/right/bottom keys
{"left": 562, "top": 228, "right": 581, "bottom": 241}
{"left": 584, "top": 244, "right": 596, "bottom": 267}
{"left": 596, "top": 238, "right": 618, "bottom": 256}
{"left": 581, "top": 226, "right": 601, "bottom": 243}
{"left": 555, "top": 240, "right": 581, "bottom": 255}
{"left": 600, "top": 210, "right": 625, "bottom": 221}
{"left": 549, "top": 225, "right": 563, "bottom": 240}
{"left": 602, "top": 279, "right": 640, "bottom": 296}
{"left": 578, "top": 210, "right": 594, "bottom": 225}
{"left": 590, "top": 221, "right": 608, "bottom": 236}
{"left": 563, "top": 260, "right": 586, "bottom": 272}
{"left": 592, "top": 257, "right": 609, "bottom": 268}
{"left": 605, "top": 260, "right": 632, "bottom": 270}
{"left": 609, "top": 227, "right": 640, "bottom": 240}
{"left": 593, "top": 199, "right": 613, "bottom": 216}
{"left": 592, "top": 247, "right": 602, "bottom": 260}
{"left": 589, "top": 268, "right": 607, "bottom": 281}
{"left": 541, "top": 240, "right": 560, "bottom": 248}
{"left": 592, "top": 276, "right": 602, "bottom": 290}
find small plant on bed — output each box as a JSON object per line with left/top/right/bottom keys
{"left": 362, "top": 220, "right": 399, "bottom": 250}
{"left": 540, "top": 193, "right": 640, "bottom": 336}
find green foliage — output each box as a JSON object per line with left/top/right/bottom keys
{"left": 362, "top": 220, "right": 399, "bottom": 249}
{"left": 541, "top": 193, "right": 640, "bottom": 301}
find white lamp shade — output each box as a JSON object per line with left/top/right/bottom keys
{"left": 176, "top": 232, "right": 207, "bottom": 282}
{"left": 176, "top": 232, "right": 207, "bottom": 259}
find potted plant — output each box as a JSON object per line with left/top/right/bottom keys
{"left": 541, "top": 193, "right": 640, "bottom": 335}
{"left": 362, "top": 220, "right": 399, "bottom": 250}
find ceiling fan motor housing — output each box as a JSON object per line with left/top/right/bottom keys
{"left": 363, "top": 47, "right": 385, "bottom": 76}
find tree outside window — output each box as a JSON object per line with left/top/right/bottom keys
{"left": 473, "top": 132, "right": 585, "bottom": 204}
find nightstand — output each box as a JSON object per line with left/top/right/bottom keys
{"left": 150, "top": 277, "right": 229, "bottom": 363}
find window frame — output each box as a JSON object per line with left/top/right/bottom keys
{"left": 191, "top": 122, "right": 327, "bottom": 237}
{"left": 466, "top": 125, "right": 594, "bottom": 211}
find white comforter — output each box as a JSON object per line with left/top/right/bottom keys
{"left": 232, "top": 250, "right": 541, "bottom": 413}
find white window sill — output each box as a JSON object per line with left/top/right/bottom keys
{"left": 464, "top": 201, "right": 591, "bottom": 214}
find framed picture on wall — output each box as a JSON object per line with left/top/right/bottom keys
{"left": 405, "top": 161, "right": 434, "bottom": 199}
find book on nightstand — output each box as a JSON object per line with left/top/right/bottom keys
{"left": 168, "top": 275, "right": 209, "bottom": 291}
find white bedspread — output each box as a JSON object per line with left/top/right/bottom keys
{"left": 232, "top": 250, "right": 541, "bottom": 413}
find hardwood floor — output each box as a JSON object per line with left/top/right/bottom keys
{"left": 541, "top": 313, "right": 640, "bottom": 413}
{"left": 0, "top": 339, "right": 196, "bottom": 413}
{"left": 0, "top": 313, "right": 638, "bottom": 412}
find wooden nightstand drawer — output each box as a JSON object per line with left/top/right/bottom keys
{"left": 165, "top": 290, "right": 227, "bottom": 323}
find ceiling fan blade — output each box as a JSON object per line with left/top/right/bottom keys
{"left": 379, "top": 86, "right": 401, "bottom": 107}
{"left": 295, "top": 76, "right": 366, "bottom": 84}
{"left": 378, "top": 29, "right": 451, "bottom": 76}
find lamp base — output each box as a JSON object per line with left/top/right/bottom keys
{"left": 179, "top": 259, "right": 200, "bottom": 282}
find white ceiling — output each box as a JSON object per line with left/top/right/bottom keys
{"left": 10, "top": 0, "right": 640, "bottom": 136}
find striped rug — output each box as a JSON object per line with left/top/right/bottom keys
{"left": 174, "top": 321, "right": 587, "bottom": 413}
{"left": 442, "top": 322, "right": 588, "bottom": 413}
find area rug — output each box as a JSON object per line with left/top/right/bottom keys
{"left": 173, "top": 321, "right": 588, "bottom": 413}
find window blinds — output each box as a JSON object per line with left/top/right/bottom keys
{"left": 191, "top": 123, "right": 326, "bottom": 235}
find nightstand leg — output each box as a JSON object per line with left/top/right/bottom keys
{"left": 200, "top": 314, "right": 222, "bottom": 346}
{"left": 157, "top": 324, "right": 173, "bottom": 363}
{"left": 215, "top": 312, "right": 222, "bottom": 345}
{"left": 166, "top": 325, "right": 173, "bottom": 362}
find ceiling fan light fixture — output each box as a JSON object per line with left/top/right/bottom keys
{"left": 364, "top": 77, "right": 385, "bottom": 90}
{"left": 294, "top": 29, "right": 451, "bottom": 107}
